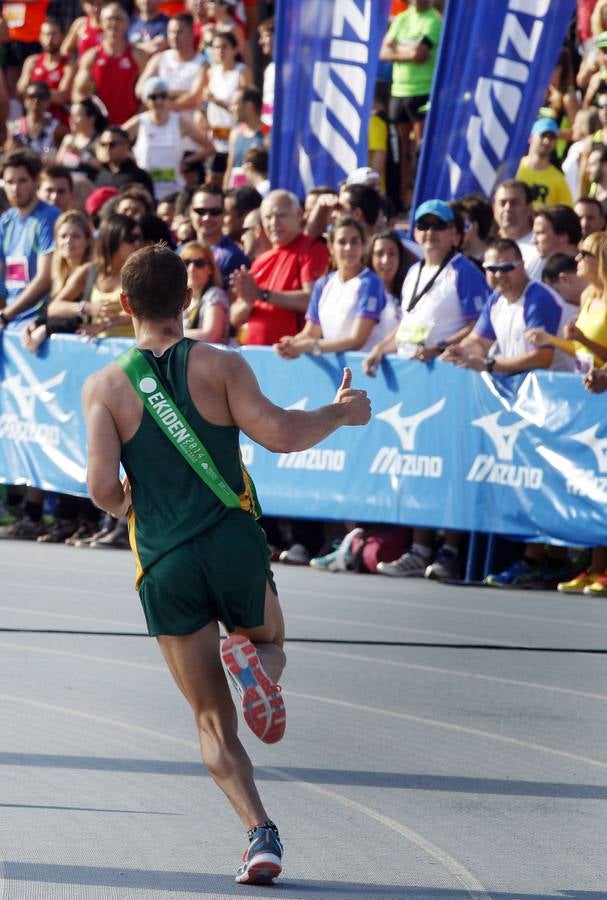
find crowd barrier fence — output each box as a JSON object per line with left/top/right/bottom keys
{"left": 1, "top": 330, "right": 606, "bottom": 554}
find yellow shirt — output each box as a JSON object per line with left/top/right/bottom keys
{"left": 515, "top": 158, "right": 573, "bottom": 208}
{"left": 368, "top": 114, "right": 388, "bottom": 191}
{"left": 573, "top": 294, "right": 607, "bottom": 366}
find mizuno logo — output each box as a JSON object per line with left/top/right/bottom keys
{"left": 570, "top": 424, "right": 607, "bottom": 473}
{"left": 460, "top": 0, "right": 552, "bottom": 195}
{"left": 305, "top": 0, "right": 371, "bottom": 185}
{"left": 375, "top": 399, "right": 446, "bottom": 452}
{"left": 3, "top": 371, "right": 73, "bottom": 422}
{"left": 471, "top": 412, "right": 529, "bottom": 461}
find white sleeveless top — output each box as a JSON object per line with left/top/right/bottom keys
{"left": 157, "top": 49, "right": 205, "bottom": 95}
{"left": 207, "top": 62, "right": 244, "bottom": 153}
{"left": 132, "top": 111, "right": 184, "bottom": 200}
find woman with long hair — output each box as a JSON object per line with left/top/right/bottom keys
{"left": 48, "top": 213, "right": 143, "bottom": 339}
{"left": 22, "top": 210, "right": 94, "bottom": 354}
{"left": 527, "top": 231, "right": 607, "bottom": 596}
{"left": 56, "top": 97, "right": 107, "bottom": 178}
{"left": 181, "top": 240, "right": 229, "bottom": 343}
{"left": 19, "top": 211, "right": 95, "bottom": 544}
{"left": 203, "top": 30, "right": 251, "bottom": 184}
{"left": 365, "top": 228, "right": 409, "bottom": 306}
{"left": 274, "top": 216, "right": 397, "bottom": 360}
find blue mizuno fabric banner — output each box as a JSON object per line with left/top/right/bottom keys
{"left": 270, "top": 0, "right": 392, "bottom": 197}
{"left": 413, "top": 0, "right": 576, "bottom": 207}
{"left": 1, "top": 330, "right": 607, "bottom": 546}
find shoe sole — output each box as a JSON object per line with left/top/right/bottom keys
{"left": 235, "top": 853, "right": 282, "bottom": 884}
{"left": 378, "top": 568, "right": 426, "bottom": 577}
{"left": 221, "top": 634, "right": 285, "bottom": 744}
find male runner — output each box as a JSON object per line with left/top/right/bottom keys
{"left": 82, "top": 244, "right": 371, "bottom": 885}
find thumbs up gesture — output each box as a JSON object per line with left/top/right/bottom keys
{"left": 334, "top": 367, "right": 371, "bottom": 425}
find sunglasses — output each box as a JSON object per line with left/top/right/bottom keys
{"left": 125, "top": 233, "right": 143, "bottom": 244}
{"left": 483, "top": 261, "right": 521, "bottom": 274}
{"left": 99, "top": 140, "right": 124, "bottom": 149}
{"left": 192, "top": 206, "right": 223, "bottom": 217}
{"left": 148, "top": 92, "right": 168, "bottom": 101}
{"left": 577, "top": 249, "right": 596, "bottom": 260}
{"left": 25, "top": 93, "right": 46, "bottom": 100}
{"left": 415, "top": 219, "right": 449, "bottom": 231}
{"left": 185, "top": 257, "right": 210, "bottom": 268}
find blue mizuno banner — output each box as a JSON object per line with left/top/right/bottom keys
{"left": 413, "top": 0, "right": 576, "bottom": 208}
{"left": 1, "top": 330, "right": 607, "bottom": 546}
{"left": 270, "top": 0, "right": 392, "bottom": 197}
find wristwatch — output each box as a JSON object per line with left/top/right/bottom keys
{"left": 436, "top": 340, "right": 448, "bottom": 354}
{"left": 312, "top": 338, "right": 322, "bottom": 356}
{"left": 259, "top": 289, "right": 271, "bottom": 302}
{"left": 0, "top": 311, "right": 8, "bottom": 329}
{"left": 485, "top": 355, "right": 496, "bottom": 374}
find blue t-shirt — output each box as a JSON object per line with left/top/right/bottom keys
{"left": 213, "top": 235, "right": 249, "bottom": 289}
{"left": 128, "top": 14, "right": 169, "bottom": 45}
{"left": 0, "top": 200, "right": 59, "bottom": 307}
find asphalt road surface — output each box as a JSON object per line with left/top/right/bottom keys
{"left": 0, "top": 542, "right": 605, "bottom": 899}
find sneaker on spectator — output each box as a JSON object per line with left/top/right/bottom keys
{"left": 583, "top": 573, "right": 607, "bottom": 596}
{"left": 235, "top": 823, "right": 283, "bottom": 885}
{"left": 377, "top": 549, "right": 428, "bottom": 577}
{"left": 425, "top": 546, "right": 459, "bottom": 581}
{"left": 279, "top": 542, "right": 310, "bottom": 565}
{"left": 89, "top": 520, "right": 129, "bottom": 549}
{"left": 309, "top": 546, "right": 340, "bottom": 571}
{"left": 0, "top": 515, "right": 47, "bottom": 540}
{"left": 484, "top": 559, "right": 545, "bottom": 589}
{"left": 37, "top": 519, "right": 78, "bottom": 543}
{"left": 557, "top": 570, "right": 598, "bottom": 594}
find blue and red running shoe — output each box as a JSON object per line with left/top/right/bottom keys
{"left": 221, "top": 634, "right": 286, "bottom": 744}
{"left": 235, "top": 824, "right": 283, "bottom": 885}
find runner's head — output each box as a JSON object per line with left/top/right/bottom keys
{"left": 121, "top": 244, "right": 188, "bottom": 320}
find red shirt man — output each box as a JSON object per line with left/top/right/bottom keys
{"left": 73, "top": 3, "right": 146, "bottom": 126}
{"left": 230, "top": 189, "right": 329, "bottom": 345}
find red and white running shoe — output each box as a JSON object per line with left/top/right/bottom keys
{"left": 221, "top": 634, "right": 286, "bottom": 744}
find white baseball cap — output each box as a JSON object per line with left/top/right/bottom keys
{"left": 346, "top": 166, "right": 381, "bottom": 186}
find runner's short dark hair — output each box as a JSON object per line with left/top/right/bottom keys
{"left": 122, "top": 244, "right": 187, "bottom": 320}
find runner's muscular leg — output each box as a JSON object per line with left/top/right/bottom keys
{"left": 232, "top": 580, "right": 286, "bottom": 683}
{"left": 157, "top": 620, "right": 269, "bottom": 829}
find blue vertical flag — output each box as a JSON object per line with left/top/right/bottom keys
{"left": 413, "top": 0, "right": 576, "bottom": 208}
{"left": 270, "top": 0, "right": 392, "bottom": 197}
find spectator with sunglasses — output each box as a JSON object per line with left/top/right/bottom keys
{"left": 93, "top": 126, "right": 156, "bottom": 198}
{"left": 364, "top": 200, "right": 488, "bottom": 373}
{"left": 189, "top": 183, "right": 248, "bottom": 288}
{"left": 5, "top": 80, "right": 67, "bottom": 162}
{"left": 123, "top": 76, "right": 212, "bottom": 201}
{"left": 181, "top": 239, "right": 229, "bottom": 343}
{"left": 443, "top": 238, "right": 575, "bottom": 375}
{"left": 364, "top": 199, "right": 489, "bottom": 582}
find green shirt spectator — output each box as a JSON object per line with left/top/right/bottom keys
{"left": 383, "top": 2, "right": 442, "bottom": 99}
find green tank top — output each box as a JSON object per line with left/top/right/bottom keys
{"left": 121, "top": 338, "right": 257, "bottom": 585}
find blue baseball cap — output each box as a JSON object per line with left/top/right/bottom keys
{"left": 530, "top": 117, "right": 558, "bottom": 138}
{"left": 142, "top": 76, "right": 170, "bottom": 102}
{"left": 414, "top": 199, "right": 454, "bottom": 224}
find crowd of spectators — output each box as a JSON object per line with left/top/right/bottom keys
{"left": 0, "top": 0, "right": 606, "bottom": 595}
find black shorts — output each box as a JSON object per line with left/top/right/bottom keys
{"left": 206, "top": 152, "right": 228, "bottom": 176}
{"left": 389, "top": 94, "right": 430, "bottom": 125}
